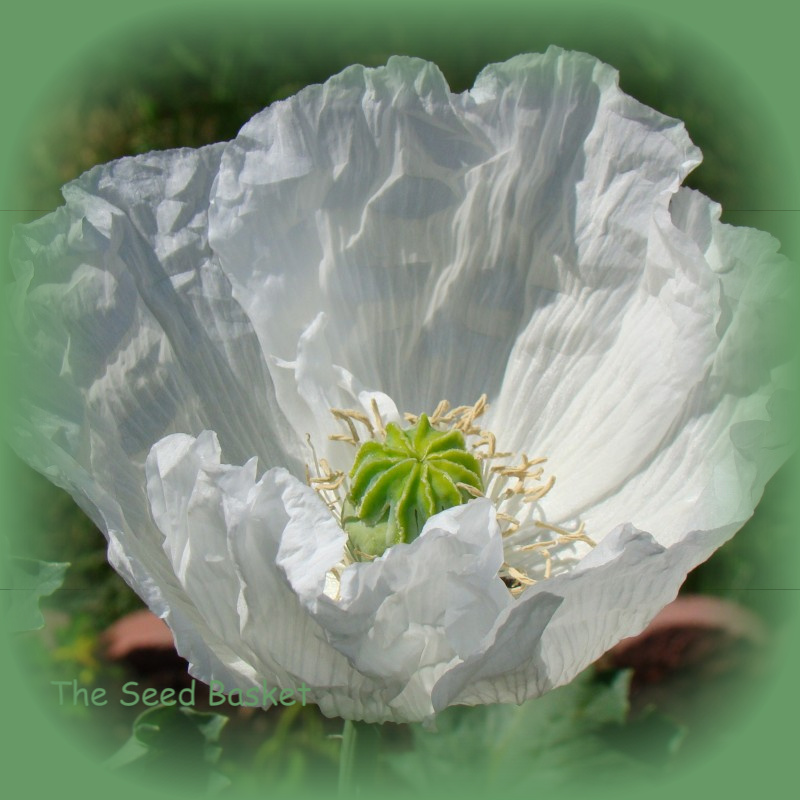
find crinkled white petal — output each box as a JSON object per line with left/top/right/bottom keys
{"left": 146, "top": 431, "right": 399, "bottom": 719}
{"left": 269, "top": 311, "right": 401, "bottom": 465}
{"left": 143, "top": 432, "right": 525, "bottom": 722}
{"left": 6, "top": 145, "right": 299, "bottom": 694}
{"left": 208, "top": 49, "right": 702, "bottom": 416}
{"left": 146, "top": 430, "right": 258, "bottom": 656}
{"left": 432, "top": 521, "right": 733, "bottom": 709}
{"left": 143, "top": 429, "right": 743, "bottom": 721}
{"left": 489, "top": 190, "right": 792, "bottom": 538}
{"left": 280, "top": 497, "right": 510, "bottom": 670}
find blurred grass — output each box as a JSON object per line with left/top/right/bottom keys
{"left": 5, "top": 10, "right": 797, "bottom": 792}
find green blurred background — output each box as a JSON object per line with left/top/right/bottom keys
{"left": 2, "top": 2, "right": 798, "bottom": 798}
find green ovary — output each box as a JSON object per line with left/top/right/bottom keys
{"left": 343, "top": 414, "right": 484, "bottom": 558}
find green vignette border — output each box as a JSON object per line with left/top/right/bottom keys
{"left": 1, "top": 1, "right": 798, "bottom": 799}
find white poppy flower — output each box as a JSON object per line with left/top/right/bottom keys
{"left": 7, "top": 48, "right": 792, "bottom": 723}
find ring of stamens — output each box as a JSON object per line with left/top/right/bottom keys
{"left": 306, "top": 395, "right": 596, "bottom": 597}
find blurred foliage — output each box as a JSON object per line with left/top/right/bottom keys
{"left": 683, "top": 457, "right": 798, "bottom": 623}
{"left": 10, "top": 467, "right": 145, "bottom": 631}
{"left": 2, "top": 556, "right": 68, "bottom": 632}
{"left": 384, "top": 669, "right": 684, "bottom": 793}
{"left": 105, "top": 705, "right": 230, "bottom": 793}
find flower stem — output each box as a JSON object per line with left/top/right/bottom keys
{"left": 338, "top": 718, "right": 380, "bottom": 797}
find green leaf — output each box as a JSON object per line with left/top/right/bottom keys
{"left": 385, "top": 669, "right": 684, "bottom": 792}
{"left": 2, "top": 557, "right": 69, "bottom": 632}
{"left": 105, "top": 704, "right": 230, "bottom": 793}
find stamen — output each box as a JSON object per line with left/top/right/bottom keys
{"left": 370, "top": 398, "right": 386, "bottom": 438}
{"left": 430, "top": 399, "right": 450, "bottom": 424}
{"left": 329, "top": 432, "right": 358, "bottom": 446}
{"left": 496, "top": 512, "right": 520, "bottom": 533}
{"left": 347, "top": 545, "right": 377, "bottom": 563}
{"left": 306, "top": 433, "right": 322, "bottom": 478}
{"left": 517, "top": 538, "right": 559, "bottom": 552}
{"left": 330, "top": 409, "right": 361, "bottom": 443}
{"left": 478, "top": 451, "right": 513, "bottom": 461}
{"left": 474, "top": 430, "right": 496, "bottom": 456}
{"left": 337, "top": 408, "right": 375, "bottom": 436}
{"left": 532, "top": 520, "right": 595, "bottom": 547}
{"left": 505, "top": 565, "right": 535, "bottom": 586}
{"left": 543, "top": 554, "right": 553, "bottom": 580}
{"left": 309, "top": 475, "right": 345, "bottom": 491}
{"left": 305, "top": 437, "right": 348, "bottom": 519}
{"left": 522, "top": 475, "right": 556, "bottom": 503}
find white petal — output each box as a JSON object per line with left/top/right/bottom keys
{"left": 146, "top": 431, "right": 511, "bottom": 722}
{"left": 520, "top": 188, "right": 793, "bottom": 542}
{"left": 280, "top": 499, "right": 511, "bottom": 676}
{"left": 6, "top": 146, "right": 296, "bottom": 694}
{"left": 143, "top": 432, "right": 531, "bottom": 722}
{"left": 434, "top": 520, "right": 734, "bottom": 709}
{"left": 278, "top": 494, "right": 516, "bottom": 721}
{"left": 146, "top": 431, "right": 256, "bottom": 649}
{"left": 268, "top": 312, "right": 401, "bottom": 465}
{"left": 145, "top": 431, "right": 397, "bottom": 714}
{"left": 208, "top": 48, "right": 700, "bottom": 416}
{"left": 9, "top": 147, "right": 295, "bottom": 474}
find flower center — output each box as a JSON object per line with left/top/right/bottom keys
{"left": 342, "top": 414, "right": 484, "bottom": 558}
{"left": 306, "top": 396, "right": 596, "bottom": 594}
